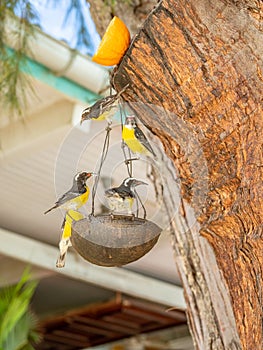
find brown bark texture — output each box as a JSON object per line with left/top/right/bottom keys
{"left": 87, "top": 0, "right": 157, "bottom": 37}
{"left": 111, "top": 0, "right": 263, "bottom": 349}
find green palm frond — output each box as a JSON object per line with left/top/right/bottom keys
{"left": 2, "top": 311, "right": 41, "bottom": 350}
{"left": 0, "top": 268, "right": 41, "bottom": 350}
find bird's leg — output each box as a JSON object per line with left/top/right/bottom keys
{"left": 123, "top": 213, "right": 135, "bottom": 221}
{"left": 109, "top": 213, "right": 126, "bottom": 220}
{"left": 127, "top": 207, "right": 136, "bottom": 221}
{"left": 110, "top": 212, "right": 115, "bottom": 220}
{"left": 121, "top": 140, "right": 140, "bottom": 161}
{"left": 125, "top": 157, "right": 140, "bottom": 164}
{"left": 121, "top": 139, "right": 126, "bottom": 150}
{"left": 121, "top": 141, "right": 134, "bottom": 177}
{"left": 121, "top": 141, "right": 139, "bottom": 163}
{"left": 105, "top": 123, "right": 112, "bottom": 132}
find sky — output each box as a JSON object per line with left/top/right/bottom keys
{"left": 16, "top": 0, "right": 101, "bottom": 56}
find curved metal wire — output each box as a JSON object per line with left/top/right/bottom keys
{"left": 119, "top": 103, "right": 147, "bottom": 219}
{"left": 90, "top": 124, "right": 111, "bottom": 216}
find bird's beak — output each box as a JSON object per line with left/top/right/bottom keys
{"left": 86, "top": 172, "right": 97, "bottom": 178}
{"left": 80, "top": 115, "right": 85, "bottom": 125}
{"left": 134, "top": 180, "right": 148, "bottom": 186}
{"left": 80, "top": 108, "right": 90, "bottom": 124}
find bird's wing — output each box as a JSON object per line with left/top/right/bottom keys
{"left": 101, "top": 95, "right": 118, "bottom": 109}
{"left": 105, "top": 189, "right": 117, "bottom": 197}
{"left": 55, "top": 189, "right": 82, "bottom": 207}
{"left": 105, "top": 186, "right": 134, "bottom": 199}
{"left": 134, "top": 126, "right": 156, "bottom": 156}
{"left": 82, "top": 95, "right": 118, "bottom": 120}
{"left": 94, "top": 95, "right": 118, "bottom": 115}
{"left": 97, "top": 96, "right": 118, "bottom": 119}
{"left": 44, "top": 184, "right": 86, "bottom": 214}
{"left": 101, "top": 84, "right": 129, "bottom": 109}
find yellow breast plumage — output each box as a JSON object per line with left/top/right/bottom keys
{"left": 61, "top": 186, "right": 90, "bottom": 211}
{"left": 62, "top": 210, "right": 84, "bottom": 239}
{"left": 122, "top": 126, "right": 148, "bottom": 155}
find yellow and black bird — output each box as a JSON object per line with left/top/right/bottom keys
{"left": 105, "top": 177, "right": 147, "bottom": 214}
{"left": 56, "top": 209, "right": 84, "bottom": 268}
{"left": 81, "top": 84, "right": 129, "bottom": 123}
{"left": 44, "top": 172, "right": 94, "bottom": 214}
{"left": 122, "top": 115, "right": 156, "bottom": 157}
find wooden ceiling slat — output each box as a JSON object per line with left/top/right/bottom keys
{"left": 69, "top": 322, "right": 118, "bottom": 337}
{"left": 122, "top": 307, "right": 180, "bottom": 324}
{"left": 123, "top": 299, "right": 187, "bottom": 321}
{"left": 102, "top": 315, "right": 140, "bottom": 330}
{"left": 81, "top": 299, "right": 122, "bottom": 316}
{"left": 53, "top": 330, "right": 89, "bottom": 341}
{"left": 73, "top": 315, "right": 136, "bottom": 335}
{"left": 40, "top": 299, "right": 122, "bottom": 327}
{"left": 110, "top": 311, "right": 147, "bottom": 324}
{"left": 44, "top": 333, "right": 90, "bottom": 347}
{"left": 36, "top": 340, "right": 73, "bottom": 350}
{"left": 37, "top": 298, "right": 187, "bottom": 350}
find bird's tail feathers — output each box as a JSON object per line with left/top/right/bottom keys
{"left": 56, "top": 238, "right": 71, "bottom": 268}
{"left": 44, "top": 204, "right": 58, "bottom": 214}
{"left": 56, "top": 254, "right": 66, "bottom": 268}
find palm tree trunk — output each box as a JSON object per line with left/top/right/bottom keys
{"left": 112, "top": 0, "right": 263, "bottom": 348}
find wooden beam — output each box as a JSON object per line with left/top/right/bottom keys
{"left": 0, "top": 255, "right": 53, "bottom": 287}
{"left": 0, "top": 228, "right": 185, "bottom": 308}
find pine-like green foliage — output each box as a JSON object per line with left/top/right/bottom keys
{"left": 0, "top": 0, "right": 98, "bottom": 116}
{"left": 0, "top": 268, "right": 41, "bottom": 350}
{"left": 0, "top": 0, "right": 37, "bottom": 116}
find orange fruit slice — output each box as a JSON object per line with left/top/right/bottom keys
{"left": 92, "top": 16, "right": 130, "bottom": 66}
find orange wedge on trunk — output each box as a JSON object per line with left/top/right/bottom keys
{"left": 92, "top": 16, "right": 130, "bottom": 66}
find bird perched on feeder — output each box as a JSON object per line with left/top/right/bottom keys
{"left": 105, "top": 177, "right": 147, "bottom": 215}
{"left": 122, "top": 115, "right": 156, "bottom": 157}
{"left": 44, "top": 172, "right": 95, "bottom": 214}
{"left": 81, "top": 84, "right": 129, "bottom": 123}
{"left": 56, "top": 209, "right": 84, "bottom": 268}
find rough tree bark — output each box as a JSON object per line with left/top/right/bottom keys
{"left": 107, "top": 0, "right": 262, "bottom": 349}
{"left": 87, "top": 0, "right": 156, "bottom": 37}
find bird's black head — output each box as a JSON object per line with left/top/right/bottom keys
{"left": 125, "top": 115, "right": 137, "bottom": 128}
{"left": 74, "top": 172, "right": 94, "bottom": 185}
{"left": 122, "top": 177, "right": 148, "bottom": 190}
{"left": 81, "top": 107, "right": 92, "bottom": 123}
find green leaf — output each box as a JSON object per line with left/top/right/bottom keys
{"left": 0, "top": 268, "right": 39, "bottom": 349}
{"left": 0, "top": 281, "right": 37, "bottom": 344}
{"left": 2, "top": 311, "right": 41, "bottom": 350}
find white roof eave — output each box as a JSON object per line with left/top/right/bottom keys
{"left": 5, "top": 14, "right": 110, "bottom": 95}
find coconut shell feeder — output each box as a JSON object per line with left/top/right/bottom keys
{"left": 57, "top": 99, "right": 163, "bottom": 268}
{"left": 71, "top": 214, "right": 161, "bottom": 267}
